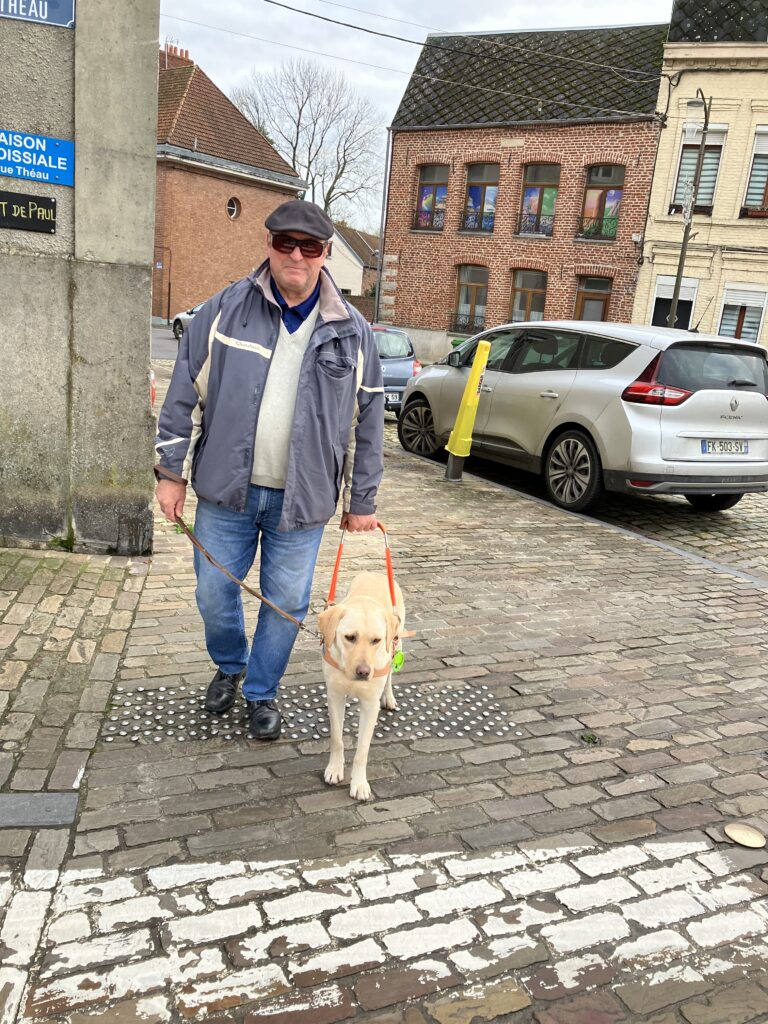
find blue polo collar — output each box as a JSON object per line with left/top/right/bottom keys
{"left": 271, "top": 277, "right": 321, "bottom": 334}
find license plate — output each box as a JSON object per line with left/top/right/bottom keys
{"left": 385, "top": 392, "right": 400, "bottom": 403}
{"left": 700, "top": 439, "right": 749, "bottom": 455}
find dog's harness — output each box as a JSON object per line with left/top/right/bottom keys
{"left": 324, "top": 521, "right": 405, "bottom": 672}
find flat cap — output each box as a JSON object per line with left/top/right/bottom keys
{"left": 265, "top": 199, "right": 334, "bottom": 240}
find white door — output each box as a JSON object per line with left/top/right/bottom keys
{"left": 481, "top": 328, "right": 581, "bottom": 460}
{"left": 432, "top": 329, "right": 524, "bottom": 440}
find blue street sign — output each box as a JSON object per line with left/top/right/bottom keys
{"left": 0, "top": 130, "right": 75, "bottom": 187}
{"left": 0, "top": 0, "right": 75, "bottom": 27}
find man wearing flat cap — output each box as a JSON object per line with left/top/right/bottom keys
{"left": 155, "top": 199, "right": 384, "bottom": 740}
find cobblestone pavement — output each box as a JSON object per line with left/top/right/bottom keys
{"left": 1, "top": 360, "right": 768, "bottom": 1022}
{"left": 463, "top": 453, "right": 768, "bottom": 582}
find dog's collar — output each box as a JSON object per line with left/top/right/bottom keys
{"left": 322, "top": 647, "right": 391, "bottom": 678}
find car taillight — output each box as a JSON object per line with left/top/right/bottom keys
{"left": 621, "top": 355, "right": 691, "bottom": 406}
{"left": 412, "top": 359, "right": 422, "bottom": 376}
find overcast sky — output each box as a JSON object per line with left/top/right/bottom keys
{"left": 159, "top": 0, "right": 675, "bottom": 227}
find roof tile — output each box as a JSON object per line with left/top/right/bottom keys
{"left": 668, "top": 0, "right": 768, "bottom": 43}
{"left": 157, "top": 51, "right": 299, "bottom": 180}
{"left": 392, "top": 24, "right": 668, "bottom": 130}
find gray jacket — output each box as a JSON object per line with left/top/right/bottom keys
{"left": 155, "top": 262, "right": 384, "bottom": 531}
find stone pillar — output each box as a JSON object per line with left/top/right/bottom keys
{"left": 0, "top": 0, "right": 160, "bottom": 554}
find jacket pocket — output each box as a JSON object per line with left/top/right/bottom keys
{"left": 317, "top": 354, "right": 356, "bottom": 380}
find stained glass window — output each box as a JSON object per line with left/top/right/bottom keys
{"left": 518, "top": 165, "right": 559, "bottom": 236}
{"left": 462, "top": 165, "right": 499, "bottom": 232}
{"left": 579, "top": 166, "right": 624, "bottom": 239}
{"left": 414, "top": 165, "right": 449, "bottom": 229}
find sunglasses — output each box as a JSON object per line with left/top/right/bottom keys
{"left": 270, "top": 233, "right": 327, "bottom": 258}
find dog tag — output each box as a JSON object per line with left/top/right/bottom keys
{"left": 392, "top": 651, "right": 405, "bottom": 673}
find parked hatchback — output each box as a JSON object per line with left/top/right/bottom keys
{"left": 397, "top": 321, "right": 768, "bottom": 513}
{"left": 172, "top": 302, "right": 205, "bottom": 342}
{"left": 373, "top": 325, "right": 422, "bottom": 413}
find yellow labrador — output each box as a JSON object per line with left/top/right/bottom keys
{"left": 317, "top": 571, "right": 405, "bottom": 801}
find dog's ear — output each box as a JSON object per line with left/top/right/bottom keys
{"left": 317, "top": 604, "right": 345, "bottom": 648}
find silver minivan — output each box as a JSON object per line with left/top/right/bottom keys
{"left": 398, "top": 321, "right": 768, "bottom": 513}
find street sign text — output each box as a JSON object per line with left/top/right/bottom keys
{"left": 0, "top": 189, "right": 56, "bottom": 233}
{"left": 0, "top": 0, "right": 75, "bottom": 27}
{"left": 0, "top": 130, "right": 74, "bottom": 186}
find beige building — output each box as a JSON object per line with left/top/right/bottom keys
{"left": 325, "top": 222, "right": 380, "bottom": 296}
{"left": 633, "top": 34, "right": 768, "bottom": 346}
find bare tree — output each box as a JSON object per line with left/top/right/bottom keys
{"left": 231, "top": 59, "right": 383, "bottom": 219}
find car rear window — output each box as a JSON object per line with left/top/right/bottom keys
{"left": 580, "top": 334, "right": 634, "bottom": 370}
{"left": 376, "top": 331, "right": 412, "bottom": 358}
{"left": 657, "top": 344, "right": 768, "bottom": 394}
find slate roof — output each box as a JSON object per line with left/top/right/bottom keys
{"left": 392, "top": 23, "right": 668, "bottom": 130}
{"left": 157, "top": 50, "right": 301, "bottom": 182}
{"left": 668, "top": 0, "right": 768, "bottom": 42}
{"left": 334, "top": 223, "right": 380, "bottom": 269}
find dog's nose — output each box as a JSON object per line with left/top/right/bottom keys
{"left": 355, "top": 664, "right": 371, "bottom": 680}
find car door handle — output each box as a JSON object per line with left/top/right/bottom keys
{"left": 480, "top": 386, "right": 493, "bottom": 393}
{"left": 540, "top": 390, "right": 559, "bottom": 399}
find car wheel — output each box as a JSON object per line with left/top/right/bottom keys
{"left": 398, "top": 398, "right": 440, "bottom": 458}
{"left": 684, "top": 493, "right": 743, "bottom": 512}
{"left": 544, "top": 430, "right": 603, "bottom": 512}
{"left": 173, "top": 320, "right": 184, "bottom": 341}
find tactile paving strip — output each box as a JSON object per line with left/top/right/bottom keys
{"left": 101, "top": 682, "right": 516, "bottom": 745}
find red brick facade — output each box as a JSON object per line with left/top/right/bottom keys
{"left": 381, "top": 121, "right": 661, "bottom": 333}
{"left": 152, "top": 162, "right": 296, "bottom": 319}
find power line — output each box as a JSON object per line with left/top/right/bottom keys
{"left": 161, "top": 14, "right": 414, "bottom": 75}
{"left": 162, "top": 13, "right": 659, "bottom": 122}
{"left": 265, "top": 0, "right": 663, "bottom": 82}
{"left": 312, "top": 0, "right": 436, "bottom": 32}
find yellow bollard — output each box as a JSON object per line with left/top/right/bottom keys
{"left": 445, "top": 341, "right": 491, "bottom": 481}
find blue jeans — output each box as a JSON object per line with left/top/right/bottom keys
{"left": 193, "top": 486, "right": 324, "bottom": 701}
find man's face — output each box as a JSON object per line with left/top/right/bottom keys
{"left": 267, "top": 231, "right": 328, "bottom": 301}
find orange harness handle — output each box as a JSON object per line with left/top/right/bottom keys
{"left": 326, "top": 521, "right": 397, "bottom": 613}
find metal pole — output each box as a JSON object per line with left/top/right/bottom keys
{"left": 166, "top": 247, "right": 173, "bottom": 326}
{"left": 667, "top": 91, "right": 711, "bottom": 329}
{"left": 373, "top": 128, "right": 393, "bottom": 325}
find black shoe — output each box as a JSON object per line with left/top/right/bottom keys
{"left": 247, "top": 700, "right": 281, "bottom": 741}
{"left": 204, "top": 669, "right": 245, "bottom": 714}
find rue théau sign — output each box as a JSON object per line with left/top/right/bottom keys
{"left": 0, "top": 130, "right": 74, "bottom": 187}
{"left": 0, "top": 0, "right": 75, "bottom": 27}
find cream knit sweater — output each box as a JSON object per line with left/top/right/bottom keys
{"left": 251, "top": 306, "right": 320, "bottom": 489}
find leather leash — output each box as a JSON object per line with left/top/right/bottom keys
{"left": 174, "top": 514, "right": 323, "bottom": 641}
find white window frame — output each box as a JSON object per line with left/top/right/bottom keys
{"left": 717, "top": 283, "right": 768, "bottom": 344}
{"left": 671, "top": 123, "right": 728, "bottom": 212}
{"left": 743, "top": 126, "right": 768, "bottom": 209}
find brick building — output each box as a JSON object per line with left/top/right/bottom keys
{"left": 379, "top": 24, "right": 668, "bottom": 362}
{"left": 153, "top": 46, "right": 304, "bottom": 321}
{"left": 632, "top": 1, "right": 768, "bottom": 345}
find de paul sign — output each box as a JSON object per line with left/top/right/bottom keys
{"left": 0, "top": 189, "right": 56, "bottom": 233}
{"left": 0, "top": 0, "right": 75, "bottom": 27}
{"left": 0, "top": 130, "right": 74, "bottom": 186}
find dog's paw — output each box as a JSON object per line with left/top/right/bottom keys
{"left": 324, "top": 762, "right": 345, "bottom": 786}
{"left": 380, "top": 694, "right": 398, "bottom": 712}
{"left": 349, "top": 778, "right": 372, "bottom": 801}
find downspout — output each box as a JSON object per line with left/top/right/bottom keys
{"left": 374, "top": 127, "right": 394, "bottom": 324}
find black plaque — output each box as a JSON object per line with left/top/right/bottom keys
{"left": 0, "top": 190, "right": 56, "bottom": 234}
